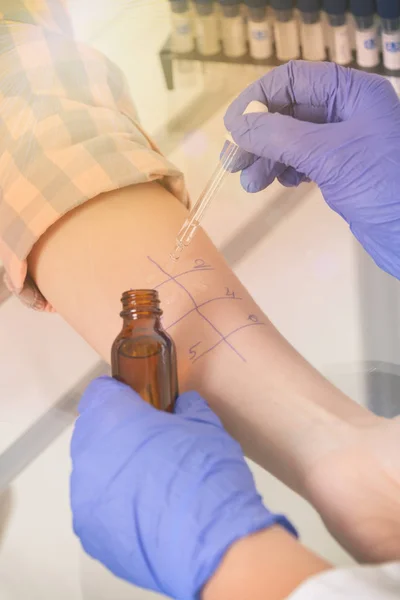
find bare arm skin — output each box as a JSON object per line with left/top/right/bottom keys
{"left": 28, "top": 182, "right": 369, "bottom": 489}
{"left": 28, "top": 182, "right": 400, "bottom": 562}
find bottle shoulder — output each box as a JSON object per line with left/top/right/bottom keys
{"left": 112, "top": 328, "right": 173, "bottom": 359}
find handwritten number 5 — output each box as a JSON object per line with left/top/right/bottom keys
{"left": 189, "top": 342, "right": 202, "bottom": 361}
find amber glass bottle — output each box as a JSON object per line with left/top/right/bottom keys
{"left": 111, "top": 289, "right": 178, "bottom": 411}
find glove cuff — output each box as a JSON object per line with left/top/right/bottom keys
{"left": 191, "top": 507, "right": 297, "bottom": 599}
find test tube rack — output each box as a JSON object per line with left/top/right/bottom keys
{"left": 159, "top": 36, "right": 391, "bottom": 91}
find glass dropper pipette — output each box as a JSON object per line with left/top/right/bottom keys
{"left": 170, "top": 100, "right": 269, "bottom": 261}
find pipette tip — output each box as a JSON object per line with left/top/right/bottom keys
{"left": 170, "top": 245, "right": 183, "bottom": 262}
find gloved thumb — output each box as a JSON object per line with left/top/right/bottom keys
{"left": 175, "top": 391, "right": 224, "bottom": 429}
{"left": 229, "top": 112, "right": 343, "bottom": 182}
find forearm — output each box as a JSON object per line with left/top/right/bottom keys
{"left": 203, "top": 526, "right": 330, "bottom": 600}
{"left": 28, "top": 182, "right": 373, "bottom": 493}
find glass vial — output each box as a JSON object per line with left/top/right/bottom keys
{"left": 271, "top": 0, "right": 300, "bottom": 61}
{"left": 246, "top": 0, "right": 273, "bottom": 60}
{"left": 350, "top": 0, "right": 379, "bottom": 69}
{"left": 170, "top": 0, "right": 195, "bottom": 53}
{"left": 194, "top": 0, "right": 221, "bottom": 56}
{"left": 298, "top": 0, "right": 326, "bottom": 61}
{"left": 219, "top": 0, "right": 247, "bottom": 57}
{"left": 377, "top": 0, "right": 400, "bottom": 71}
{"left": 111, "top": 290, "right": 178, "bottom": 412}
{"left": 324, "top": 0, "right": 352, "bottom": 65}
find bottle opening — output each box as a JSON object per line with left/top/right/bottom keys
{"left": 120, "top": 289, "right": 162, "bottom": 318}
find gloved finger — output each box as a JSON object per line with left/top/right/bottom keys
{"left": 278, "top": 166, "right": 308, "bottom": 188}
{"left": 240, "top": 157, "right": 286, "bottom": 193}
{"left": 229, "top": 111, "right": 342, "bottom": 182}
{"left": 220, "top": 140, "right": 256, "bottom": 173}
{"left": 175, "top": 391, "right": 223, "bottom": 429}
{"left": 224, "top": 61, "right": 353, "bottom": 130}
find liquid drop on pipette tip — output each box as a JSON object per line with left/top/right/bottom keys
{"left": 170, "top": 245, "right": 183, "bottom": 262}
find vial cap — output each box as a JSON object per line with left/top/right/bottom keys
{"left": 270, "top": 0, "right": 294, "bottom": 10}
{"left": 297, "top": 0, "right": 321, "bottom": 12}
{"left": 349, "top": 0, "right": 374, "bottom": 17}
{"left": 323, "top": 0, "right": 347, "bottom": 15}
{"left": 376, "top": 0, "right": 400, "bottom": 20}
{"left": 169, "top": 0, "right": 190, "bottom": 11}
{"left": 245, "top": 0, "right": 268, "bottom": 8}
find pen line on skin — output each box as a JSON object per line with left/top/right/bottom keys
{"left": 166, "top": 296, "right": 243, "bottom": 330}
{"left": 148, "top": 256, "right": 245, "bottom": 362}
{"left": 155, "top": 267, "right": 214, "bottom": 289}
{"left": 193, "top": 322, "right": 265, "bottom": 363}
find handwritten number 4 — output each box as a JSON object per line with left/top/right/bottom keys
{"left": 225, "top": 287, "right": 236, "bottom": 298}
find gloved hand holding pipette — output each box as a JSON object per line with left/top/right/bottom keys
{"left": 224, "top": 60, "right": 400, "bottom": 280}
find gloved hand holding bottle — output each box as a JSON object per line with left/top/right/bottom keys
{"left": 70, "top": 377, "right": 296, "bottom": 600}
{"left": 224, "top": 61, "right": 400, "bottom": 280}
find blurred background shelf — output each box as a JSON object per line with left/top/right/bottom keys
{"left": 160, "top": 35, "right": 398, "bottom": 90}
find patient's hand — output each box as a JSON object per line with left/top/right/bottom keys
{"left": 305, "top": 415, "right": 400, "bottom": 562}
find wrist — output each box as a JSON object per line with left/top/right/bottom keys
{"left": 296, "top": 409, "right": 380, "bottom": 500}
{"left": 300, "top": 412, "right": 382, "bottom": 500}
{"left": 203, "top": 526, "right": 330, "bottom": 600}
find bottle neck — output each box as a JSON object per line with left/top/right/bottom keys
{"left": 274, "top": 8, "right": 294, "bottom": 23}
{"left": 122, "top": 314, "right": 162, "bottom": 327}
{"left": 355, "top": 14, "right": 374, "bottom": 30}
{"left": 120, "top": 289, "right": 163, "bottom": 324}
{"left": 301, "top": 11, "right": 320, "bottom": 25}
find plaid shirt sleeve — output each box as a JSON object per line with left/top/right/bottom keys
{"left": 0, "top": 0, "right": 189, "bottom": 311}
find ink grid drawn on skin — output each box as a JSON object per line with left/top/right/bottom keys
{"left": 148, "top": 256, "right": 265, "bottom": 364}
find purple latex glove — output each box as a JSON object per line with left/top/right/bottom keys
{"left": 225, "top": 61, "right": 400, "bottom": 279}
{"left": 71, "top": 377, "right": 295, "bottom": 600}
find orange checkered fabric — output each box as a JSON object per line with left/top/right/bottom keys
{"left": 0, "top": 0, "right": 188, "bottom": 311}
